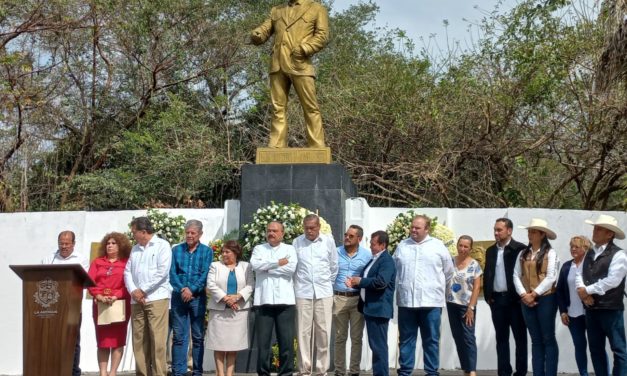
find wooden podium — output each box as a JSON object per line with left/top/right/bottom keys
{"left": 10, "top": 264, "right": 94, "bottom": 376}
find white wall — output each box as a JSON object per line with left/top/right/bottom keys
{"left": 2, "top": 205, "right": 626, "bottom": 374}
{"left": 1, "top": 209, "right": 225, "bottom": 375}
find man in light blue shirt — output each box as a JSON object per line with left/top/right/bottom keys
{"left": 333, "top": 225, "right": 371, "bottom": 376}
{"left": 124, "top": 217, "right": 172, "bottom": 376}
{"left": 394, "top": 215, "right": 454, "bottom": 376}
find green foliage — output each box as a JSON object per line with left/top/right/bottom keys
{"left": 271, "top": 339, "right": 298, "bottom": 372}
{"left": 0, "top": 0, "right": 624, "bottom": 211}
{"left": 64, "top": 93, "right": 238, "bottom": 209}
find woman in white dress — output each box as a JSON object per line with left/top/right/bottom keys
{"left": 206, "top": 240, "right": 254, "bottom": 376}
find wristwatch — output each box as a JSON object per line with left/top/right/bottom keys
{"left": 468, "top": 306, "right": 475, "bottom": 311}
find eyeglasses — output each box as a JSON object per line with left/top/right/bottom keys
{"left": 106, "top": 266, "right": 114, "bottom": 276}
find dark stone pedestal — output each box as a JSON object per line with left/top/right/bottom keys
{"left": 240, "top": 163, "right": 357, "bottom": 245}
{"left": 237, "top": 163, "right": 356, "bottom": 372}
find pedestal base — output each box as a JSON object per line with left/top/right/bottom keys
{"left": 240, "top": 163, "right": 356, "bottom": 244}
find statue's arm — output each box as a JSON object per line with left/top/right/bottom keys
{"left": 300, "top": 6, "right": 329, "bottom": 56}
{"left": 251, "top": 10, "right": 274, "bottom": 45}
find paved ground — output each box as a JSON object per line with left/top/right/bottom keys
{"left": 1, "top": 372, "right": 588, "bottom": 375}
{"left": 76, "top": 372, "right": 584, "bottom": 375}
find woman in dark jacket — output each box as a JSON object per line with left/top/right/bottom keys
{"left": 556, "top": 235, "right": 591, "bottom": 376}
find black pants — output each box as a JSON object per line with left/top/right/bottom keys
{"left": 73, "top": 314, "right": 82, "bottom": 376}
{"left": 489, "top": 294, "right": 528, "bottom": 376}
{"left": 255, "top": 304, "right": 295, "bottom": 376}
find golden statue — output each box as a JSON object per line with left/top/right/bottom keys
{"left": 251, "top": 0, "right": 329, "bottom": 148}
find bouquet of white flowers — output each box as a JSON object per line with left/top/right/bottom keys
{"left": 241, "top": 201, "right": 332, "bottom": 257}
{"left": 127, "top": 209, "right": 186, "bottom": 245}
{"left": 386, "top": 210, "right": 456, "bottom": 256}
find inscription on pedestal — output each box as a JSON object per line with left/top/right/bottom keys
{"left": 256, "top": 147, "right": 331, "bottom": 164}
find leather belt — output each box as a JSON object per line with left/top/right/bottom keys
{"left": 334, "top": 290, "right": 360, "bottom": 297}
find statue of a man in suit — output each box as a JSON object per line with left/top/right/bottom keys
{"left": 251, "top": 0, "right": 329, "bottom": 148}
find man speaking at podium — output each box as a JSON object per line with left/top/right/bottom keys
{"left": 41, "top": 230, "right": 89, "bottom": 376}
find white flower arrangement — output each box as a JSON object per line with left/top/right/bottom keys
{"left": 127, "top": 209, "right": 186, "bottom": 245}
{"left": 241, "top": 201, "right": 332, "bottom": 257}
{"left": 386, "top": 210, "right": 457, "bottom": 256}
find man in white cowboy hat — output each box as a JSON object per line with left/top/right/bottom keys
{"left": 576, "top": 214, "right": 626, "bottom": 376}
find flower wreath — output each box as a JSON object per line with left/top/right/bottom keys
{"left": 386, "top": 210, "right": 456, "bottom": 255}
{"left": 127, "top": 209, "right": 186, "bottom": 245}
{"left": 240, "top": 201, "right": 332, "bottom": 258}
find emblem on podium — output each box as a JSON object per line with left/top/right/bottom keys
{"left": 33, "top": 278, "right": 60, "bottom": 309}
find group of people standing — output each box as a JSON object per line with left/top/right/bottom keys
{"left": 482, "top": 215, "right": 626, "bottom": 376}
{"left": 42, "top": 212, "right": 625, "bottom": 376}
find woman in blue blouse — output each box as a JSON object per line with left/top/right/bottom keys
{"left": 206, "top": 240, "right": 254, "bottom": 376}
{"left": 446, "top": 235, "right": 482, "bottom": 376}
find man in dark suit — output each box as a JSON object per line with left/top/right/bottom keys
{"left": 347, "top": 231, "right": 396, "bottom": 376}
{"left": 483, "top": 218, "right": 528, "bottom": 376}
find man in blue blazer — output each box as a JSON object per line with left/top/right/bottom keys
{"left": 346, "top": 230, "right": 396, "bottom": 376}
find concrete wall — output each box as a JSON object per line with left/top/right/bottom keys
{"left": 1, "top": 204, "right": 625, "bottom": 374}
{"left": 1, "top": 209, "right": 226, "bottom": 375}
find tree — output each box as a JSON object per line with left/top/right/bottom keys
{"left": 0, "top": 0, "right": 624, "bottom": 211}
{"left": 2, "top": 0, "right": 275, "bottom": 210}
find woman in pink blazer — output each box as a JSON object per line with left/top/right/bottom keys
{"left": 206, "top": 240, "right": 254, "bottom": 376}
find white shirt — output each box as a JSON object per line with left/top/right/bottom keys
{"left": 292, "top": 233, "right": 338, "bottom": 299}
{"left": 124, "top": 235, "right": 172, "bottom": 304}
{"left": 567, "top": 261, "right": 585, "bottom": 317}
{"left": 493, "top": 241, "right": 510, "bottom": 292}
{"left": 575, "top": 244, "right": 627, "bottom": 295}
{"left": 42, "top": 250, "right": 89, "bottom": 271}
{"left": 250, "top": 242, "right": 298, "bottom": 305}
{"left": 513, "top": 248, "right": 559, "bottom": 296}
{"left": 360, "top": 250, "right": 384, "bottom": 302}
{"left": 393, "top": 236, "right": 454, "bottom": 308}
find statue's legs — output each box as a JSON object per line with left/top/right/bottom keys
{"left": 269, "top": 72, "right": 291, "bottom": 148}
{"left": 269, "top": 72, "right": 325, "bottom": 148}
{"left": 292, "top": 74, "right": 325, "bottom": 148}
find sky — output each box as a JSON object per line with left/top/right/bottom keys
{"left": 330, "top": 0, "right": 520, "bottom": 53}
{"left": 330, "top": 1, "right": 599, "bottom": 55}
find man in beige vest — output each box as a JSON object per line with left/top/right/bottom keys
{"left": 251, "top": 0, "right": 329, "bottom": 148}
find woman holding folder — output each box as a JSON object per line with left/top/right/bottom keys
{"left": 87, "top": 232, "right": 132, "bottom": 376}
